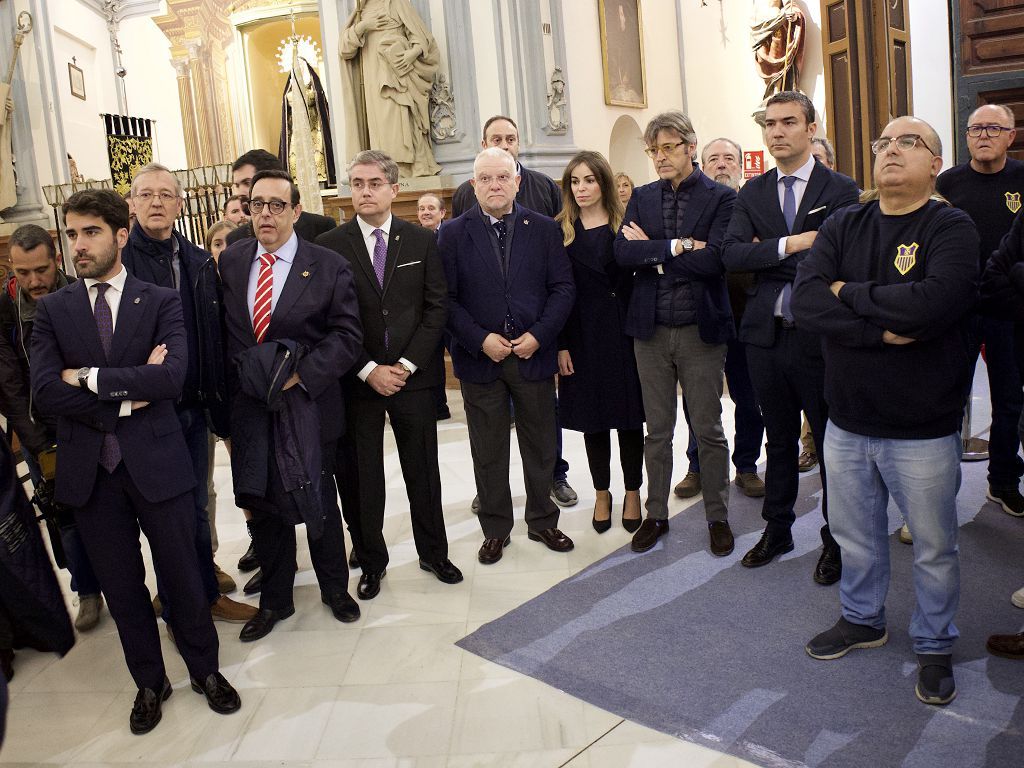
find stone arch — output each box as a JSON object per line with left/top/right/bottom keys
{"left": 608, "top": 114, "right": 649, "bottom": 186}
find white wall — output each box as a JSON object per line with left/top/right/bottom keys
{"left": 908, "top": 1, "right": 954, "bottom": 169}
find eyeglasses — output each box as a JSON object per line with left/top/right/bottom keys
{"left": 870, "top": 134, "right": 938, "bottom": 156}
{"left": 350, "top": 179, "right": 391, "bottom": 192}
{"left": 134, "top": 191, "right": 180, "bottom": 204}
{"left": 967, "top": 124, "right": 1014, "bottom": 139}
{"left": 476, "top": 173, "right": 515, "bottom": 186}
{"left": 644, "top": 140, "right": 687, "bottom": 158}
{"left": 248, "top": 199, "right": 290, "bottom": 215}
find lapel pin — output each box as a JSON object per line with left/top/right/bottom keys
{"left": 133, "top": 297, "right": 140, "bottom": 304}
{"left": 523, "top": 218, "right": 529, "bottom": 225}
{"left": 302, "top": 270, "right": 310, "bottom": 278}
{"left": 394, "top": 234, "right": 400, "bottom": 241}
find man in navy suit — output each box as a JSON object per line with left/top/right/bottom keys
{"left": 440, "top": 147, "right": 576, "bottom": 565}
{"left": 219, "top": 169, "right": 363, "bottom": 641}
{"left": 722, "top": 90, "right": 860, "bottom": 584}
{"left": 614, "top": 111, "right": 738, "bottom": 557}
{"left": 30, "top": 189, "right": 239, "bottom": 734}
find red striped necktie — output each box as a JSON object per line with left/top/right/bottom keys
{"left": 253, "top": 252, "right": 277, "bottom": 343}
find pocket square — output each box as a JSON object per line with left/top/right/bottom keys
{"left": 807, "top": 205, "right": 826, "bottom": 215}
{"left": 396, "top": 260, "right": 422, "bottom": 268}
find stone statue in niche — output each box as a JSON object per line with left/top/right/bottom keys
{"left": 428, "top": 73, "right": 457, "bottom": 142}
{"left": 751, "top": 0, "right": 805, "bottom": 101}
{"left": 340, "top": 0, "right": 441, "bottom": 177}
{"left": 547, "top": 67, "right": 568, "bottom": 133}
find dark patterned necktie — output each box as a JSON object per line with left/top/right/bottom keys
{"left": 780, "top": 176, "right": 798, "bottom": 324}
{"left": 493, "top": 219, "right": 508, "bottom": 273}
{"left": 372, "top": 228, "right": 389, "bottom": 348}
{"left": 94, "top": 283, "right": 122, "bottom": 472}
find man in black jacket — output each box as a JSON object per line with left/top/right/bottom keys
{"left": 793, "top": 116, "right": 978, "bottom": 706}
{"left": 121, "top": 163, "right": 254, "bottom": 625}
{"left": 722, "top": 90, "right": 860, "bottom": 585}
{"left": 318, "top": 150, "right": 461, "bottom": 600}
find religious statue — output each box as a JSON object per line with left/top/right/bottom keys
{"left": 339, "top": 0, "right": 441, "bottom": 178}
{"left": 428, "top": 73, "right": 457, "bottom": 142}
{"left": 751, "top": 0, "right": 805, "bottom": 102}
{"left": 547, "top": 67, "right": 567, "bottom": 133}
{"left": 278, "top": 51, "right": 337, "bottom": 189}
{"left": 0, "top": 90, "right": 16, "bottom": 212}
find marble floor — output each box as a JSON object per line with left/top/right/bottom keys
{"left": 0, "top": 374, "right": 994, "bottom": 767}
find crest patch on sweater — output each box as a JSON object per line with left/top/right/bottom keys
{"left": 894, "top": 242, "right": 918, "bottom": 276}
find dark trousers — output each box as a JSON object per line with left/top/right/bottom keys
{"left": 553, "top": 396, "right": 569, "bottom": 483}
{"left": 339, "top": 387, "right": 448, "bottom": 574}
{"left": 970, "top": 315, "right": 1024, "bottom": 491}
{"left": 746, "top": 327, "right": 833, "bottom": 543}
{"left": 73, "top": 463, "right": 219, "bottom": 690}
{"left": 251, "top": 448, "right": 348, "bottom": 612}
{"left": 685, "top": 336, "right": 765, "bottom": 474}
{"left": 461, "top": 357, "right": 559, "bottom": 539}
{"left": 433, "top": 340, "right": 450, "bottom": 416}
{"left": 583, "top": 429, "right": 644, "bottom": 491}
{"left": 155, "top": 407, "right": 219, "bottom": 621}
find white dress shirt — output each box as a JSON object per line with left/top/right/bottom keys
{"left": 354, "top": 214, "right": 416, "bottom": 382}
{"left": 774, "top": 153, "right": 817, "bottom": 316}
{"left": 83, "top": 265, "right": 132, "bottom": 416}
{"left": 247, "top": 231, "right": 298, "bottom": 323}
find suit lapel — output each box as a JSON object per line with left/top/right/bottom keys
{"left": 676, "top": 176, "right": 714, "bottom": 237}
{"left": 760, "top": 169, "right": 790, "bottom": 236}
{"left": 792, "top": 163, "right": 829, "bottom": 233}
{"left": 344, "top": 222, "right": 382, "bottom": 297}
{"left": 224, "top": 242, "right": 257, "bottom": 344}
{"left": 465, "top": 212, "right": 505, "bottom": 287}
{"left": 506, "top": 205, "right": 533, "bottom": 287}
{"left": 268, "top": 242, "right": 317, "bottom": 333}
{"left": 66, "top": 280, "right": 108, "bottom": 365}
{"left": 109, "top": 276, "right": 145, "bottom": 365}
{"left": 381, "top": 219, "right": 405, "bottom": 296}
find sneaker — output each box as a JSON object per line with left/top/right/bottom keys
{"left": 806, "top": 617, "right": 888, "bottom": 660}
{"left": 210, "top": 595, "right": 258, "bottom": 624}
{"left": 213, "top": 563, "right": 237, "bottom": 594}
{"left": 1012, "top": 585, "right": 1024, "bottom": 609}
{"left": 915, "top": 654, "right": 956, "bottom": 705}
{"left": 673, "top": 471, "right": 702, "bottom": 499}
{"left": 986, "top": 486, "right": 1024, "bottom": 517}
{"left": 899, "top": 523, "right": 913, "bottom": 545}
{"left": 798, "top": 451, "right": 818, "bottom": 473}
{"left": 734, "top": 472, "right": 765, "bottom": 498}
{"left": 550, "top": 481, "right": 578, "bottom": 507}
{"left": 75, "top": 594, "right": 104, "bottom": 632}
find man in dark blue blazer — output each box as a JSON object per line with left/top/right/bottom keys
{"left": 722, "top": 90, "right": 860, "bottom": 584}
{"left": 614, "top": 110, "right": 737, "bottom": 557}
{"left": 219, "top": 170, "right": 364, "bottom": 641}
{"left": 440, "top": 147, "right": 576, "bottom": 565}
{"left": 30, "top": 190, "right": 239, "bottom": 734}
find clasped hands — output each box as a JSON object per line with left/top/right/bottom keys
{"left": 366, "top": 364, "right": 409, "bottom": 397}
{"left": 829, "top": 280, "right": 914, "bottom": 345}
{"left": 482, "top": 332, "right": 539, "bottom": 363}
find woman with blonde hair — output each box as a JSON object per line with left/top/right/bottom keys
{"left": 204, "top": 219, "right": 237, "bottom": 263}
{"left": 614, "top": 172, "right": 635, "bottom": 205}
{"left": 556, "top": 151, "right": 645, "bottom": 533}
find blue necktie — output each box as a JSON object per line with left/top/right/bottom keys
{"left": 780, "top": 176, "right": 798, "bottom": 323}
{"left": 94, "top": 283, "right": 122, "bottom": 472}
{"left": 372, "top": 228, "right": 389, "bottom": 348}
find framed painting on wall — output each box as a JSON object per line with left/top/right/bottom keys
{"left": 599, "top": 0, "right": 647, "bottom": 108}
{"left": 68, "top": 62, "right": 86, "bottom": 100}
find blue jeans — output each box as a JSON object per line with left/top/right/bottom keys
{"left": 824, "top": 422, "right": 961, "bottom": 654}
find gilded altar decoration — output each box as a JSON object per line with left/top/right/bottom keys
{"left": 103, "top": 114, "right": 154, "bottom": 197}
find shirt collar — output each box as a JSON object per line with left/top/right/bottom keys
{"left": 255, "top": 231, "right": 298, "bottom": 264}
{"left": 482, "top": 203, "right": 516, "bottom": 226}
{"left": 84, "top": 264, "right": 128, "bottom": 293}
{"left": 356, "top": 214, "right": 393, "bottom": 241}
{"left": 779, "top": 154, "right": 816, "bottom": 184}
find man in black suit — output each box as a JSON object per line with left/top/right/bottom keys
{"left": 219, "top": 169, "right": 363, "bottom": 641}
{"left": 722, "top": 90, "right": 860, "bottom": 584}
{"left": 440, "top": 147, "right": 576, "bottom": 565}
{"left": 317, "top": 151, "right": 461, "bottom": 600}
{"left": 225, "top": 149, "right": 337, "bottom": 247}
{"left": 30, "top": 189, "right": 239, "bottom": 734}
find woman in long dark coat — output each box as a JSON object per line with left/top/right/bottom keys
{"left": 556, "top": 151, "right": 645, "bottom": 533}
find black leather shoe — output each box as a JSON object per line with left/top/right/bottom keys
{"left": 357, "top": 571, "right": 385, "bottom": 600}
{"left": 348, "top": 549, "right": 360, "bottom": 570}
{"left": 323, "top": 592, "right": 361, "bottom": 623}
{"left": 592, "top": 491, "right": 613, "bottom": 534}
{"left": 130, "top": 676, "right": 172, "bottom": 735}
{"left": 741, "top": 528, "right": 794, "bottom": 568}
{"left": 813, "top": 542, "right": 842, "bottom": 585}
{"left": 708, "top": 520, "right": 735, "bottom": 557}
{"left": 478, "top": 535, "right": 511, "bottom": 564}
{"left": 239, "top": 606, "right": 294, "bottom": 642}
{"left": 631, "top": 519, "right": 669, "bottom": 553}
{"left": 419, "top": 558, "right": 464, "bottom": 584}
{"left": 190, "top": 672, "right": 241, "bottom": 714}
{"left": 242, "top": 569, "right": 262, "bottom": 595}
{"left": 528, "top": 527, "right": 574, "bottom": 552}
{"left": 237, "top": 540, "right": 259, "bottom": 573}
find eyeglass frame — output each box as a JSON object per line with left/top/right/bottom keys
{"left": 133, "top": 190, "right": 181, "bottom": 204}
{"left": 644, "top": 140, "right": 689, "bottom": 159}
{"left": 966, "top": 123, "right": 1015, "bottom": 139}
{"left": 248, "top": 198, "right": 292, "bottom": 215}
{"left": 869, "top": 133, "right": 938, "bottom": 157}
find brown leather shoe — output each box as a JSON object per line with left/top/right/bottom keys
{"left": 673, "top": 471, "right": 702, "bottom": 498}
{"left": 631, "top": 518, "right": 669, "bottom": 552}
{"left": 987, "top": 631, "right": 1024, "bottom": 659}
{"left": 527, "top": 527, "right": 574, "bottom": 552}
{"left": 734, "top": 473, "right": 766, "bottom": 498}
{"left": 708, "top": 520, "right": 734, "bottom": 556}
{"left": 478, "top": 535, "right": 511, "bottom": 564}
{"left": 798, "top": 451, "right": 818, "bottom": 472}
{"left": 210, "top": 595, "right": 258, "bottom": 624}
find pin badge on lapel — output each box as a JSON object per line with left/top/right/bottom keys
{"left": 134, "top": 297, "right": 140, "bottom": 304}
{"left": 523, "top": 218, "right": 529, "bottom": 225}
{"left": 395, "top": 234, "right": 400, "bottom": 241}
{"left": 302, "top": 270, "right": 310, "bottom": 278}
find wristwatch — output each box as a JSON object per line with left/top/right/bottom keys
{"left": 680, "top": 237, "right": 696, "bottom": 253}
{"left": 77, "top": 367, "right": 90, "bottom": 388}
{"left": 397, "top": 361, "right": 412, "bottom": 375}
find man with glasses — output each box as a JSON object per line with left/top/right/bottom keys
{"left": 614, "top": 112, "right": 737, "bottom": 556}
{"left": 723, "top": 90, "right": 859, "bottom": 584}
{"left": 219, "top": 169, "right": 363, "bottom": 640}
{"left": 936, "top": 105, "right": 1024, "bottom": 518}
{"left": 793, "top": 116, "right": 979, "bottom": 706}
{"left": 120, "top": 163, "right": 255, "bottom": 625}
{"left": 440, "top": 147, "right": 575, "bottom": 565}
